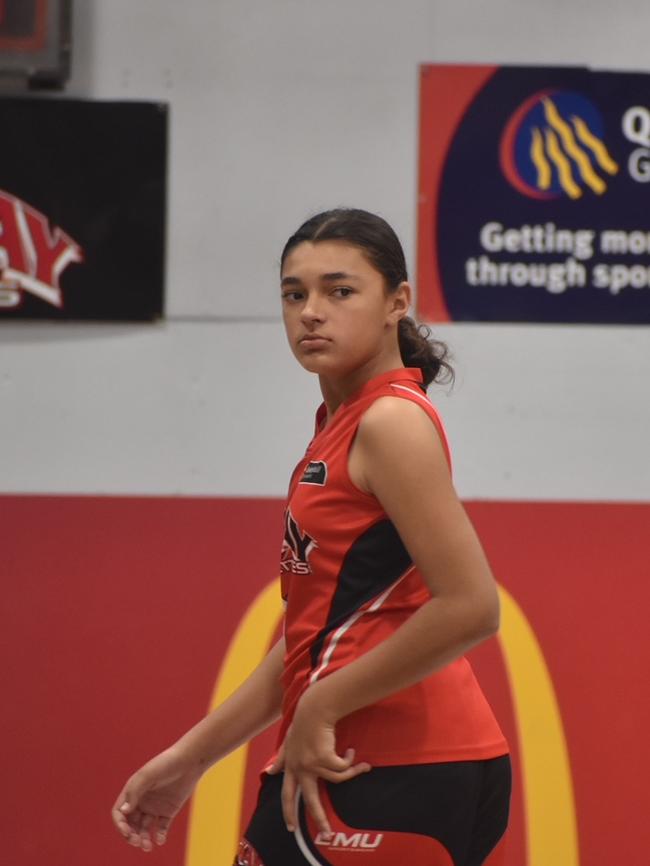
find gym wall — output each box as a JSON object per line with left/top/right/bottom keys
{"left": 2, "top": 3, "right": 648, "bottom": 866}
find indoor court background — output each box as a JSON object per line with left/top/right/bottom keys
{"left": 2, "top": 2, "right": 649, "bottom": 866}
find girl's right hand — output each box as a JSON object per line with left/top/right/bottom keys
{"left": 111, "top": 747, "right": 203, "bottom": 851}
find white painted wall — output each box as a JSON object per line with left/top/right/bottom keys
{"left": 1, "top": 0, "right": 648, "bottom": 500}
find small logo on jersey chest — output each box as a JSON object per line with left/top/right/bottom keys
{"left": 299, "top": 460, "right": 327, "bottom": 486}
{"left": 281, "top": 508, "right": 317, "bottom": 575}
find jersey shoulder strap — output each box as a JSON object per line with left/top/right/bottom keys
{"left": 368, "top": 380, "right": 453, "bottom": 474}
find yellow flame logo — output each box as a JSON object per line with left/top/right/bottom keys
{"left": 530, "top": 98, "right": 618, "bottom": 198}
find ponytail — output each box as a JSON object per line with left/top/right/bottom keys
{"left": 397, "top": 316, "right": 454, "bottom": 388}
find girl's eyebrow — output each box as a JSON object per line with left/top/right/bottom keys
{"left": 281, "top": 272, "right": 360, "bottom": 287}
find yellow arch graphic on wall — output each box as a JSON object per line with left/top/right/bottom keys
{"left": 185, "top": 581, "right": 580, "bottom": 866}
{"left": 497, "top": 585, "right": 579, "bottom": 866}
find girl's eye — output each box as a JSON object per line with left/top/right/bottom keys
{"left": 282, "top": 291, "right": 303, "bottom": 302}
{"left": 333, "top": 287, "right": 353, "bottom": 297}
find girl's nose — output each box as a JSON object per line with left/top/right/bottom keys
{"left": 301, "top": 297, "right": 325, "bottom": 323}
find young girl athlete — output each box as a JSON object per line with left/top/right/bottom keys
{"left": 111, "top": 209, "right": 511, "bottom": 865}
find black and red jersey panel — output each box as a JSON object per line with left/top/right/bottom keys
{"left": 277, "top": 367, "right": 508, "bottom": 765}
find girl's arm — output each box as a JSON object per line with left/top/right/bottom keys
{"left": 173, "top": 633, "right": 286, "bottom": 771}
{"left": 112, "top": 635, "right": 286, "bottom": 850}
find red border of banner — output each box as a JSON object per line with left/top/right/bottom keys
{"left": 416, "top": 64, "right": 498, "bottom": 322}
{"left": 0, "top": 0, "right": 48, "bottom": 52}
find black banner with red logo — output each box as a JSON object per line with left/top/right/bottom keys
{"left": 0, "top": 98, "right": 167, "bottom": 320}
{"left": 417, "top": 65, "right": 650, "bottom": 323}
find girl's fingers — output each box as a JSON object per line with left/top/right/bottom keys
{"left": 319, "top": 746, "right": 359, "bottom": 773}
{"left": 300, "top": 775, "right": 331, "bottom": 836}
{"left": 317, "top": 747, "right": 371, "bottom": 776}
{"left": 281, "top": 768, "right": 297, "bottom": 832}
{"left": 140, "top": 814, "right": 153, "bottom": 852}
{"left": 112, "top": 774, "right": 171, "bottom": 850}
{"left": 122, "top": 808, "right": 152, "bottom": 851}
{"left": 125, "top": 808, "right": 149, "bottom": 847}
{"left": 278, "top": 744, "right": 367, "bottom": 834}
{"left": 112, "top": 788, "right": 135, "bottom": 837}
{"left": 128, "top": 807, "right": 144, "bottom": 834}
{"left": 265, "top": 742, "right": 285, "bottom": 775}
{"left": 112, "top": 807, "right": 133, "bottom": 839}
{"left": 156, "top": 816, "right": 172, "bottom": 846}
{"left": 314, "top": 762, "right": 372, "bottom": 783}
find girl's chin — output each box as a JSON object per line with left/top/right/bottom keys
{"left": 298, "top": 358, "right": 330, "bottom": 373}
{"left": 296, "top": 354, "right": 339, "bottom": 374}
{"left": 297, "top": 359, "right": 366, "bottom": 381}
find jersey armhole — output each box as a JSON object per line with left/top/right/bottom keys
{"left": 342, "top": 388, "right": 453, "bottom": 499}
{"left": 387, "top": 384, "right": 453, "bottom": 474}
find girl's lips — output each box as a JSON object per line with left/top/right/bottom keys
{"left": 300, "top": 338, "right": 331, "bottom": 349}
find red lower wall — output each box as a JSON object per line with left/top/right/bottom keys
{"left": 1, "top": 496, "right": 648, "bottom": 866}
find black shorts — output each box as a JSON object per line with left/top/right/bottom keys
{"left": 234, "top": 755, "right": 511, "bottom": 866}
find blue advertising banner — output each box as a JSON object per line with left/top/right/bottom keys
{"left": 417, "top": 65, "right": 650, "bottom": 324}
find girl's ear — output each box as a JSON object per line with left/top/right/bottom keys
{"left": 387, "top": 281, "right": 412, "bottom": 324}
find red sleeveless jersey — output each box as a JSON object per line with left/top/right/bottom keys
{"left": 276, "top": 366, "right": 508, "bottom": 765}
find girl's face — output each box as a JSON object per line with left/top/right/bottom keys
{"left": 280, "top": 240, "right": 409, "bottom": 378}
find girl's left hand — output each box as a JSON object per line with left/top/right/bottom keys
{"left": 266, "top": 690, "right": 372, "bottom": 835}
